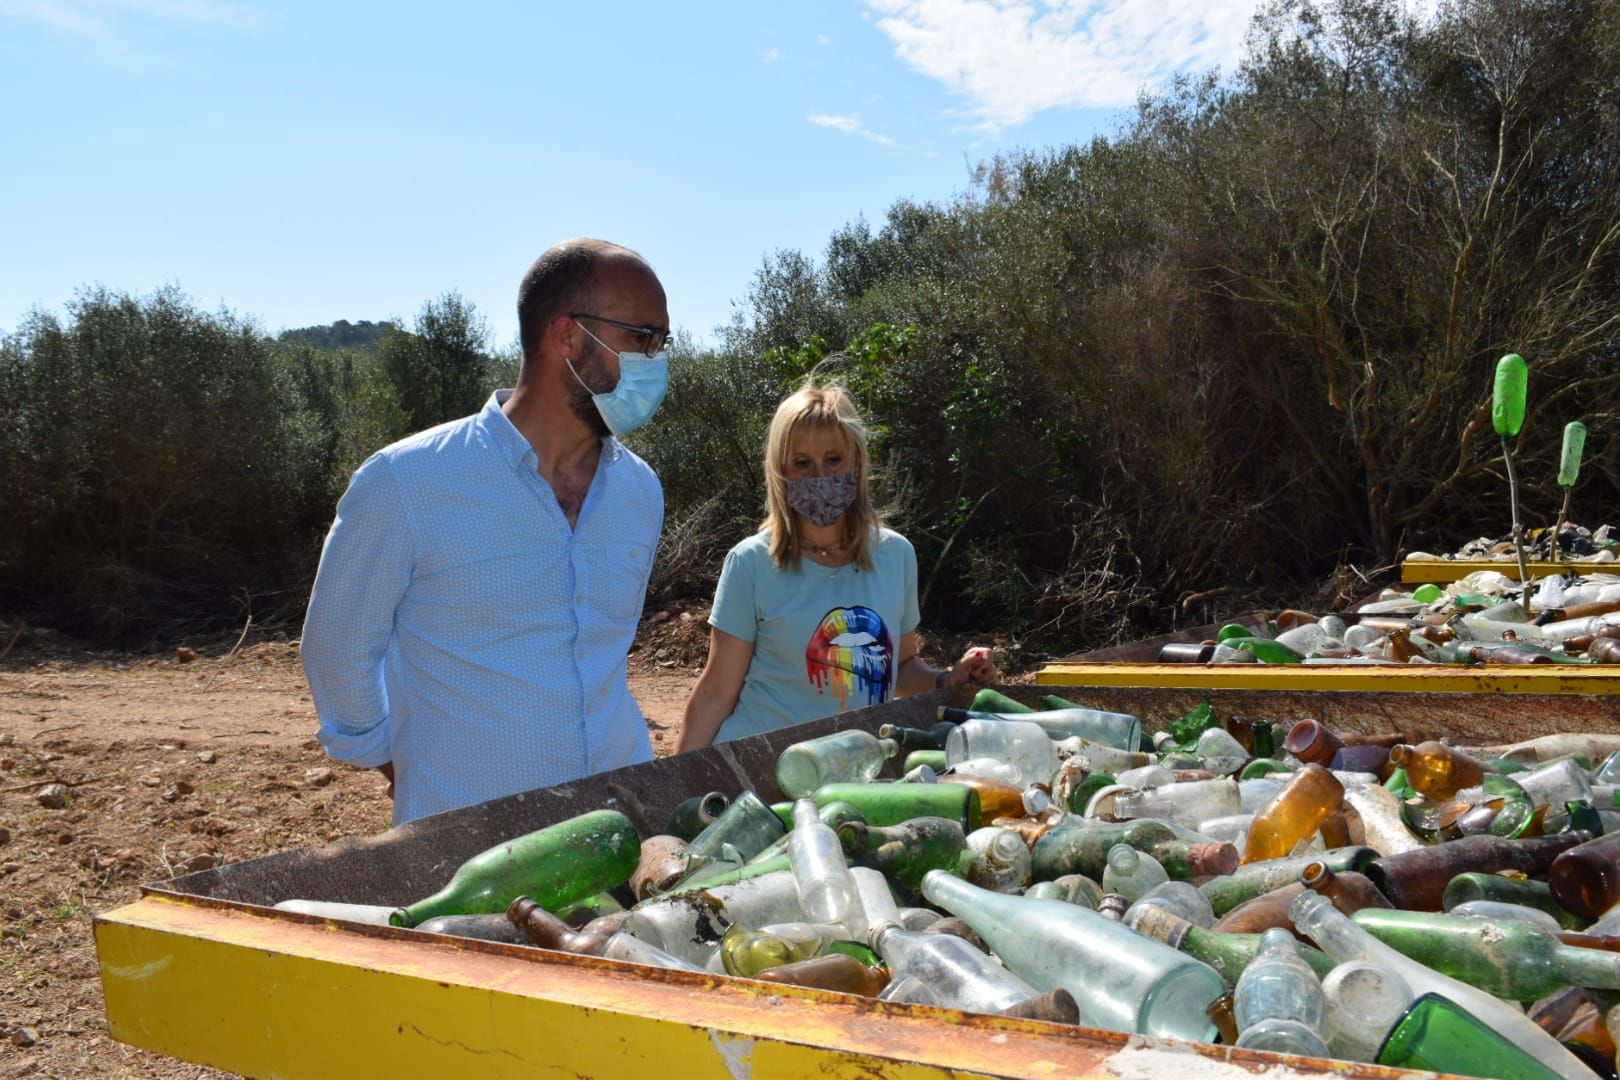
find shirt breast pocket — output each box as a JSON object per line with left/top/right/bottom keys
{"left": 586, "top": 542, "right": 650, "bottom": 623}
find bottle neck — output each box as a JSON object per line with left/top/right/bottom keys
{"left": 1553, "top": 940, "right": 1620, "bottom": 988}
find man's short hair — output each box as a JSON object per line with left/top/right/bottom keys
{"left": 516, "top": 239, "right": 644, "bottom": 366}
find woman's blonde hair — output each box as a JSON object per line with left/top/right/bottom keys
{"left": 762, "top": 381, "right": 881, "bottom": 571}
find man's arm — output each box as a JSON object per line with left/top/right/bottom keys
{"left": 301, "top": 455, "right": 415, "bottom": 768}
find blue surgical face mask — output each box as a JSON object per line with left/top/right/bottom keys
{"left": 569, "top": 324, "right": 670, "bottom": 435}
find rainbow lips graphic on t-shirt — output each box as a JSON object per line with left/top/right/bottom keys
{"left": 805, "top": 605, "right": 893, "bottom": 709}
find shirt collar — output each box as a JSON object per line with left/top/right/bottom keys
{"left": 483, "top": 389, "right": 623, "bottom": 472}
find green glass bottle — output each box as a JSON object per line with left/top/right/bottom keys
{"left": 1227, "top": 637, "right": 1305, "bottom": 664}
{"left": 836, "top": 817, "right": 967, "bottom": 892}
{"left": 1378, "top": 992, "right": 1562, "bottom": 1080}
{"left": 1251, "top": 720, "right": 1276, "bottom": 759}
{"left": 1353, "top": 908, "right": 1620, "bottom": 1001}
{"left": 389, "top": 810, "right": 640, "bottom": 928}
{"left": 971, "top": 688, "right": 1032, "bottom": 714}
{"left": 1200, "top": 847, "right": 1378, "bottom": 917}
{"left": 1126, "top": 904, "right": 1335, "bottom": 988}
{"left": 879, "top": 721, "right": 957, "bottom": 753}
{"left": 1032, "top": 819, "right": 1237, "bottom": 882}
{"left": 1442, "top": 872, "right": 1583, "bottom": 930}
{"left": 785, "top": 782, "right": 979, "bottom": 831}
{"left": 902, "top": 749, "right": 948, "bottom": 774}
{"left": 666, "top": 791, "right": 729, "bottom": 842}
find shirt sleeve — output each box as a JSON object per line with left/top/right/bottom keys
{"left": 300, "top": 454, "right": 415, "bottom": 767}
{"left": 708, "top": 545, "right": 759, "bottom": 643}
{"left": 899, "top": 534, "right": 922, "bottom": 636}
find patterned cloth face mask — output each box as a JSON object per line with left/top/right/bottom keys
{"left": 786, "top": 471, "right": 858, "bottom": 527}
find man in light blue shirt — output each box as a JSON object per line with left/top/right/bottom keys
{"left": 301, "top": 239, "right": 671, "bottom": 825}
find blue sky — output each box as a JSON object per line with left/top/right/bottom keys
{"left": 1, "top": 0, "right": 1266, "bottom": 351}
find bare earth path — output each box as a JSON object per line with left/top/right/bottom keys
{"left": 0, "top": 630, "right": 702, "bottom": 1078}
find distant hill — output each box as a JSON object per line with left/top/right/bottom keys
{"left": 278, "top": 319, "right": 397, "bottom": 351}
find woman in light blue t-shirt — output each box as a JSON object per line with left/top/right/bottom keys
{"left": 676, "top": 382, "right": 998, "bottom": 749}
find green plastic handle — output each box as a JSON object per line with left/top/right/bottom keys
{"left": 1559, "top": 420, "right": 1587, "bottom": 489}
{"left": 1492, "top": 353, "right": 1527, "bottom": 437}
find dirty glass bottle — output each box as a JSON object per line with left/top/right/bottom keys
{"left": 963, "top": 826, "right": 1033, "bottom": 893}
{"left": 921, "top": 870, "right": 1224, "bottom": 1041}
{"left": 776, "top": 730, "right": 899, "bottom": 798}
{"left": 1232, "top": 928, "right": 1330, "bottom": 1056}
{"left": 938, "top": 704, "right": 1142, "bottom": 751}
{"left": 752, "top": 952, "right": 891, "bottom": 995}
{"left": 666, "top": 791, "right": 728, "bottom": 842}
{"left": 868, "top": 921, "right": 1040, "bottom": 1013}
{"left": 1350, "top": 908, "right": 1620, "bottom": 1000}
{"left": 389, "top": 809, "right": 641, "bottom": 928}
{"left": 681, "top": 789, "right": 786, "bottom": 885}
{"left": 801, "top": 780, "right": 979, "bottom": 830}
{"left": 1367, "top": 832, "right": 1590, "bottom": 911}
{"left": 1387, "top": 741, "right": 1490, "bottom": 800}
{"left": 836, "top": 817, "right": 966, "bottom": 893}
{"left": 788, "top": 798, "right": 866, "bottom": 936}
{"left": 1320, "top": 960, "right": 1412, "bottom": 1062}
{"left": 720, "top": 920, "right": 841, "bottom": 977}
{"left": 878, "top": 721, "right": 957, "bottom": 752}
{"left": 1101, "top": 844, "right": 1169, "bottom": 902}
{"left": 1549, "top": 831, "right": 1620, "bottom": 919}
{"left": 1127, "top": 905, "right": 1336, "bottom": 988}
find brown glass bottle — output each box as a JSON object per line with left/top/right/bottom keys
{"left": 630, "top": 835, "right": 690, "bottom": 901}
{"left": 751, "top": 953, "right": 891, "bottom": 996}
{"left": 1212, "top": 883, "right": 1307, "bottom": 937}
{"left": 1550, "top": 832, "right": 1620, "bottom": 919}
{"left": 999, "top": 988, "right": 1080, "bottom": 1024}
{"left": 1300, "top": 862, "right": 1391, "bottom": 913}
{"left": 936, "top": 774, "right": 1026, "bottom": 824}
{"left": 1588, "top": 638, "right": 1620, "bottom": 664}
{"left": 1283, "top": 719, "right": 1344, "bottom": 767}
{"left": 1368, "top": 832, "right": 1593, "bottom": 910}
{"left": 1206, "top": 992, "right": 1241, "bottom": 1044}
{"left": 1243, "top": 764, "right": 1344, "bottom": 863}
{"left": 507, "top": 895, "right": 616, "bottom": 955}
{"left": 1387, "top": 741, "right": 1490, "bottom": 799}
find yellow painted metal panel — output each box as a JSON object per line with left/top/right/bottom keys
{"left": 1035, "top": 662, "right": 1620, "bottom": 694}
{"left": 1400, "top": 558, "right": 1599, "bottom": 583}
{"left": 104, "top": 895, "right": 1261, "bottom": 1080}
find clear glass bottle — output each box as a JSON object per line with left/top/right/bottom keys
{"left": 788, "top": 798, "right": 866, "bottom": 936}
{"left": 944, "top": 719, "right": 1059, "bottom": 787}
{"left": 776, "top": 730, "right": 899, "bottom": 798}
{"left": 600, "top": 931, "right": 706, "bottom": 972}
{"left": 1114, "top": 778, "right": 1242, "bottom": 829}
{"left": 938, "top": 704, "right": 1142, "bottom": 751}
{"left": 868, "top": 921, "right": 1039, "bottom": 1013}
{"left": 1101, "top": 843, "right": 1169, "bottom": 902}
{"left": 921, "top": 869, "right": 1224, "bottom": 1041}
{"left": 1232, "top": 928, "right": 1330, "bottom": 1056}
{"left": 621, "top": 869, "right": 805, "bottom": 965}
{"left": 1126, "top": 880, "right": 1215, "bottom": 928}
{"left": 1320, "top": 960, "right": 1413, "bottom": 1062}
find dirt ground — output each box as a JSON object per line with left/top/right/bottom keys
{"left": 0, "top": 607, "right": 720, "bottom": 1079}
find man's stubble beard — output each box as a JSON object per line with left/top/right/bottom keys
{"left": 567, "top": 347, "right": 612, "bottom": 438}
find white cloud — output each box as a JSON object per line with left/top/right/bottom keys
{"left": 762, "top": 46, "right": 779, "bottom": 63}
{"left": 808, "top": 113, "right": 862, "bottom": 134}
{"left": 808, "top": 113, "right": 896, "bottom": 147}
{"left": 816, "top": 33, "right": 830, "bottom": 44}
{"left": 864, "top": 0, "right": 1256, "bottom": 129}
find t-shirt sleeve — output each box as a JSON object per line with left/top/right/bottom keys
{"left": 899, "top": 534, "right": 921, "bottom": 635}
{"left": 709, "top": 545, "right": 759, "bottom": 643}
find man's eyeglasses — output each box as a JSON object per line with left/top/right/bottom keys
{"left": 570, "top": 312, "right": 671, "bottom": 358}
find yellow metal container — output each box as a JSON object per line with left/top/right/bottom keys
{"left": 97, "top": 686, "right": 1576, "bottom": 1079}
{"left": 1400, "top": 556, "right": 1607, "bottom": 583}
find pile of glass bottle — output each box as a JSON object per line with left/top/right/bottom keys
{"left": 1158, "top": 572, "right": 1620, "bottom": 666}
{"left": 1407, "top": 524, "right": 1620, "bottom": 563}
{"left": 277, "top": 691, "right": 1620, "bottom": 1080}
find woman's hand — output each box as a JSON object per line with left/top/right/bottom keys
{"left": 947, "top": 645, "right": 999, "bottom": 688}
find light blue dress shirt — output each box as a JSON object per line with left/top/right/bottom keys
{"left": 301, "top": 390, "right": 661, "bottom": 825}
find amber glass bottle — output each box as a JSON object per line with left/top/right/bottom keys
{"left": 1387, "top": 741, "right": 1489, "bottom": 800}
